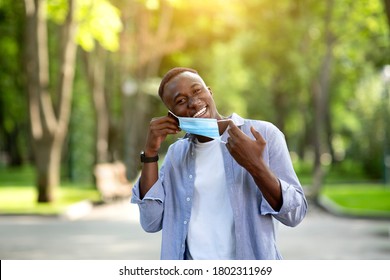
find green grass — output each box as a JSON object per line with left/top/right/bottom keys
{"left": 1, "top": 165, "right": 390, "bottom": 217}
{"left": 0, "top": 166, "right": 101, "bottom": 215}
{"left": 0, "top": 185, "right": 100, "bottom": 215}
{"left": 294, "top": 161, "right": 390, "bottom": 217}
{"left": 321, "top": 184, "right": 390, "bottom": 217}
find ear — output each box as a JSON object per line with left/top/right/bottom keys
{"left": 208, "top": 87, "right": 213, "bottom": 95}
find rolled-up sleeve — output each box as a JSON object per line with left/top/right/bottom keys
{"left": 131, "top": 178, "right": 165, "bottom": 233}
{"left": 258, "top": 124, "right": 307, "bottom": 226}
{"left": 273, "top": 179, "right": 307, "bottom": 226}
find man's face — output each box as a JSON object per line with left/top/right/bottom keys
{"left": 162, "top": 72, "right": 219, "bottom": 119}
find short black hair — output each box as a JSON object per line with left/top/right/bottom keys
{"left": 158, "top": 67, "right": 198, "bottom": 99}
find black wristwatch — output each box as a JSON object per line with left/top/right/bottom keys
{"left": 140, "top": 151, "right": 159, "bottom": 163}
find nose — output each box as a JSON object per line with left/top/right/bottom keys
{"left": 188, "top": 96, "right": 200, "bottom": 108}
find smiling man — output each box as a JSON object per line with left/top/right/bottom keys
{"left": 131, "top": 67, "right": 307, "bottom": 260}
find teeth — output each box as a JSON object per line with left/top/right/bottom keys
{"left": 193, "top": 107, "right": 206, "bottom": 118}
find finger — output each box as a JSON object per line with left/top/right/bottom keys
{"left": 152, "top": 115, "right": 178, "bottom": 125}
{"left": 227, "top": 120, "right": 242, "bottom": 137}
{"left": 167, "top": 111, "right": 179, "bottom": 125}
{"left": 225, "top": 138, "right": 232, "bottom": 152}
{"left": 227, "top": 119, "right": 237, "bottom": 130}
{"left": 160, "top": 128, "right": 181, "bottom": 135}
{"left": 149, "top": 127, "right": 180, "bottom": 141}
{"left": 152, "top": 124, "right": 181, "bottom": 135}
{"left": 151, "top": 116, "right": 180, "bottom": 130}
{"left": 250, "top": 126, "right": 265, "bottom": 144}
{"left": 250, "top": 126, "right": 260, "bottom": 140}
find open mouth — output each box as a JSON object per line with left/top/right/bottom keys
{"left": 193, "top": 107, "right": 207, "bottom": 118}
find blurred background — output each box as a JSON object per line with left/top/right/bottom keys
{"left": 0, "top": 0, "right": 390, "bottom": 259}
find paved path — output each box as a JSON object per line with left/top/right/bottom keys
{"left": 0, "top": 200, "right": 389, "bottom": 260}
{"left": 277, "top": 204, "right": 390, "bottom": 259}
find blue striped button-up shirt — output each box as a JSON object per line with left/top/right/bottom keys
{"left": 131, "top": 113, "right": 307, "bottom": 260}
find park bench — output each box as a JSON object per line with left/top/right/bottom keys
{"left": 94, "top": 161, "right": 132, "bottom": 202}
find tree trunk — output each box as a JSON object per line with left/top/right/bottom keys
{"left": 311, "top": 0, "right": 335, "bottom": 201}
{"left": 82, "top": 46, "right": 110, "bottom": 164}
{"left": 24, "top": 0, "right": 77, "bottom": 203}
{"left": 384, "top": 0, "right": 390, "bottom": 28}
{"left": 271, "top": 76, "right": 287, "bottom": 133}
{"left": 124, "top": 90, "right": 149, "bottom": 180}
{"left": 35, "top": 134, "right": 61, "bottom": 202}
{"left": 120, "top": 1, "right": 185, "bottom": 181}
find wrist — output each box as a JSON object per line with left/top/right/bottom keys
{"left": 140, "top": 151, "right": 159, "bottom": 163}
{"left": 143, "top": 150, "right": 158, "bottom": 157}
{"left": 143, "top": 146, "right": 159, "bottom": 157}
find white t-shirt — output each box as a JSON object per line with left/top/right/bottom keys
{"left": 186, "top": 139, "right": 235, "bottom": 259}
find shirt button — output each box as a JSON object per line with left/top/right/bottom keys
{"left": 186, "top": 197, "right": 190, "bottom": 202}
{"left": 184, "top": 221, "right": 187, "bottom": 225}
{"left": 189, "top": 175, "right": 193, "bottom": 179}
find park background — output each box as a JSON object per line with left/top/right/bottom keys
{"left": 0, "top": 0, "right": 390, "bottom": 237}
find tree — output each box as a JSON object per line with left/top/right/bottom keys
{"left": 310, "top": 0, "right": 335, "bottom": 200}
{"left": 23, "top": 0, "right": 123, "bottom": 201}
{"left": 114, "top": 0, "right": 186, "bottom": 180}
{"left": 24, "top": 0, "right": 77, "bottom": 202}
{"left": 82, "top": 46, "right": 110, "bottom": 164}
{"left": 78, "top": 0, "right": 122, "bottom": 165}
{"left": 384, "top": 0, "right": 390, "bottom": 28}
{"left": 0, "top": 0, "right": 28, "bottom": 167}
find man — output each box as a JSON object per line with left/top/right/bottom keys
{"left": 131, "top": 67, "right": 307, "bottom": 260}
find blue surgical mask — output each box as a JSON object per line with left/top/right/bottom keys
{"left": 169, "top": 111, "right": 220, "bottom": 139}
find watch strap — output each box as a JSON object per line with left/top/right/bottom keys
{"left": 140, "top": 151, "right": 159, "bottom": 163}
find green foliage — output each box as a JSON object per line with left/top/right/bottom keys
{"left": 66, "top": 61, "right": 95, "bottom": 183}
{"left": 47, "top": 0, "right": 123, "bottom": 51}
{"left": 0, "top": 0, "right": 28, "bottom": 165}
{"left": 127, "top": 0, "right": 389, "bottom": 183}
{"left": 208, "top": 41, "right": 250, "bottom": 117}
{"left": 342, "top": 69, "right": 388, "bottom": 179}
{"left": 325, "top": 160, "right": 370, "bottom": 183}
{"left": 75, "top": 0, "right": 122, "bottom": 51}
{"left": 1, "top": 0, "right": 389, "bottom": 188}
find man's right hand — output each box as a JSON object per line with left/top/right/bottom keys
{"left": 139, "top": 115, "right": 180, "bottom": 199}
{"left": 144, "top": 115, "right": 181, "bottom": 156}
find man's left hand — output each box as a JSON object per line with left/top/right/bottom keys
{"left": 226, "top": 120, "right": 266, "bottom": 171}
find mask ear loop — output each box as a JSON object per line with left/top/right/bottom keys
{"left": 168, "top": 110, "right": 178, "bottom": 118}
{"left": 168, "top": 111, "right": 180, "bottom": 126}
{"left": 216, "top": 119, "right": 231, "bottom": 144}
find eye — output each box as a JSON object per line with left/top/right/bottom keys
{"left": 176, "top": 98, "right": 186, "bottom": 105}
{"left": 194, "top": 88, "right": 202, "bottom": 94}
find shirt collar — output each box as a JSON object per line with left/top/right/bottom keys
{"left": 228, "top": 112, "right": 245, "bottom": 127}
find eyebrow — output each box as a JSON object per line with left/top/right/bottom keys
{"left": 191, "top": 82, "right": 202, "bottom": 88}
{"left": 172, "top": 92, "right": 183, "bottom": 103}
{"left": 172, "top": 83, "right": 202, "bottom": 102}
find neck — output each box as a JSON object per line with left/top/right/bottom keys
{"left": 217, "top": 119, "right": 230, "bottom": 135}
{"left": 195, "top": 118, "right": 229, "bottom": 143}
{"left": 195, "top": 135, "right": 214, "bottom": 143}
